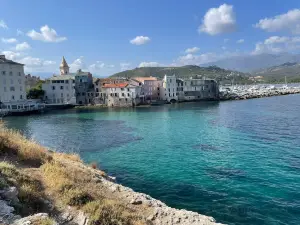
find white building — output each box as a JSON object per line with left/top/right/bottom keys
{"left": 162, "top": 75, "right": 178, "bottom": 102}
{"left": 42, "top": 75, "right": 76, "bottom": 104}
{"left": 160, "top": 75, "right": 219, "bottom": 102}
{"left": 0, "top": 55, "right": 26, "bottom": 103}
{"left": 102, "top": 81, "right": 142, "bottom": 107}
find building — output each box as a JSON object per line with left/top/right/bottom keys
{"left": 42, "top": 57, "right": 95, "bottom": 105}
{"left": 162, "top": 75, "right": 178, "bottom": 102}
{"left": 74, "top": 69, "right": 94, "bottom": 105}
{"left": 25, "top": 74, "right": 41, "bottom": 89}
{"left": 0, "top": 55, "right": 26, "bottom": 103}
{"left": 160, "top": 75, "right": 219, "bottom": 102}
{"left": 102, "top": 81, "right": 142, "bottom": 107}
{"left": 135, "top": 77, "right": 162, "bottom": 101}
{"left": 42, "top": 75, "right": 76, "bottom": 104}
{"left": 180, "top": 78, "right": 219, "bottom": 101}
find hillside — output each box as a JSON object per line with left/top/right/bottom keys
{"left": 110, "top": 65, "right": 252, "bottom": 84}
{"left": 252, "top": 62, "right": 300, "bottom": 83}
{"left": 201, "top": 53, "right": 300, "bottom": 72}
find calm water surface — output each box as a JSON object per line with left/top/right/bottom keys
{"left": 5, "top": 94, "right": 300, "bottom": 225}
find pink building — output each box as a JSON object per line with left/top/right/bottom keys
{"left": 134, "top": 77, "right": 162, "bottom": 100}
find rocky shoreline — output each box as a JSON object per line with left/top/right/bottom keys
{"left": 0, "top": 123, "right": 223, "bottom": 225}
{"left": 220, "top": 86, "right": 300, "bottom": 101}
{"left": 0, "top": 161, "right": 223, "bottom": 225}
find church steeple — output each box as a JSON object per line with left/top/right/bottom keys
{"left": 60, "top": 56, "right": 69, "bottom": 75}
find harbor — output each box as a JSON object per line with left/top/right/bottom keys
{"left": 219, "top": 84, "right": 300, "bottom": 100}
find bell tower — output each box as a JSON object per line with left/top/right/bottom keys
{"left": 60, "top": 56, "right": 69, "bottom": 75}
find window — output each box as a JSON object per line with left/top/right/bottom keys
{"left": 121, "top": 88, "right": 124, "bottom": 91}
{"left": 61, "top": 93, "right": 63, "bottom": 97}
{"left": 66, "top": 80, "right": 69, "bottom": 84}
{"left": 9, "top": 71, "right": 12, "bottom": 76}
{"left": 20, "top": 95, "right": 23, "bottom": 99}
{"left": 60, "top": 86, "right": 64, "bottom": 90}
{"left": 18, "top": 72, "right": 21, "bottom": 76}
{"left": 122, "top": 93, "right": 125, "bottom": 96}
{"left": 127, "top": 88, "right": 130, "bottom": 91}
{"left": 18, "top": 79, "right": 21, "bottom": 84}
{"left": 127, "top": 93, "right": 130, "bottom": 97}
{"left": 52, "top": 86, "right": 55, "bottom": 90}
{"left": 168, "top": 88, "right": 170, "bottom": 92}
{"left": 80, "top": 79, "right": 82, "bottom": 83}
{"left": 115, "top": 93, "right": 118, "bottom": 97}
{"left": 10, "top": 87, "right": 15, "bottom": 91}
{"left": 169, "top": 93, "right": 171, "bottom": 97}
{"left": 12, "top": 95, "right": 15, "bottom": 100}
{"left": 2, "top": 71, "right": 6, "bottom": 75}
{"left": 82, "top": 93, "right": 85, "bottom": 96}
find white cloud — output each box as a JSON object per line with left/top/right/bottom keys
{"left": 175, "top": 53, "right": 219, "bottom": 66}
{"left": 15, "top": 42, "right": 31, "bottom": 51}
{"left": 199, "top": 4, "right": 236, "bottom": 35}
{"left": 1, "top": 38, "right": 18, "bottom": 44}
{"left": 27, "top": 25, "right": 67, "bottom": 42}
{"left": 120, "top": 63, "right": 131, "bottom": 71}
{"left": 0, "top": 20, "right": 8, "bottom": 29}
{"left": 237, "top": 39, "right": 244, "bottom": 44}
{"left": 130, "top": 36, "right": 150, "bottom": 45}
{"left": 17, "top": 29, "right": 24, "bottom": 36}
{"left": 185, "top": 47, "right": 200, "bottom": 54}
{"left": 222, "top": 46, "right": 227, "bottom": 50}
{"left": 1, "top": 51, "right": 21, "bottom": 60}
{"left": 255, "top": 9, "right": 300, "bottom": 34}
{"left": 224, "top": 38, "right": 229, "bottom": 43}
{"left": 69, "top": 57, "right": 87, "bottom": 72}
{"left": 89, "top": 61, "right": 114, "bottom": 72}
{"left": 138, "top": 62, "right": 161, "bottom": 67}
{"left": 18, "top": 57, "right": 56, "bottom": 72}
{"left": 252, "top": 36, "right": 300, "bottom": 54}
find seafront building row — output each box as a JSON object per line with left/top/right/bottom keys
{"left": 41, "top": 57, "right": 219, "bottom": 107}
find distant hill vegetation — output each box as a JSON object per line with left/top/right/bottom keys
{"left": 110, "top": 65, "right": 252, "bottom": 84}
{"left": 253, "top": 62, "right": 300, "bottom": 83}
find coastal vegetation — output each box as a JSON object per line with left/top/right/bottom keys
{"left": 26, "top": 80, "right": 45, "bottom": 100}
{"left": 0, "top": 122, "right": 145, "bottom": 225}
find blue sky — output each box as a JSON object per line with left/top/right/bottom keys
{"left": 1, "top": 0, "right": 300, "bottom": 77}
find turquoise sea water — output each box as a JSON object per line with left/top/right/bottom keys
{"left": 4, "top": 94, "right": 300, "bottom": 225}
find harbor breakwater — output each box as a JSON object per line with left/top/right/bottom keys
{"left": 219, "top": 86, "right": 300, "bottom": 101}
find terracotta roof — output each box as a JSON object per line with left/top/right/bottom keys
{"left": 102, "top": 83, "right": 128, "bottom": 88}
{"left": 134, "top": 77, "right": 157, "bottom": 83}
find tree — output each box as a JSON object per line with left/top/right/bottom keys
{"left": 26, "top": 81, "right": 45, "bottom": 99}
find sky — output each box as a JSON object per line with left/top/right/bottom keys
{"left": 1, "top": 0, "right": 300, "bottom": 77}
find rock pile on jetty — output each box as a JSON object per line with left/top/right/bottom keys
{"left": 220, "top": 85, "right": 300, "bottom": 101}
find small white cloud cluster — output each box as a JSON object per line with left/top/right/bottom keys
{"left": 0, "top": 20, "right": 8, "bottom": 29}
{"left": 185, "top": 47, "right": 200, "bottom": 54}
{"left": 138, "top": 62, "right": 161, "bottom": 67}
{"left": 255, "top": 9, "right": 300, "bottom": 34}
{"left": 27, "top": 25, "right": 67, "bottom": 42}
{"left": 1, "top": 38, "right": 18, "bottom": 43}
{"left": 130, "top": 36, "right": 151, "bottom": 45}
{"left": 199, "top": 4, "right": 236, "bottom": 35}
{"left": 253, "top": 36, "right": 300, "bottom": 54}
{"left": 15, "top": 42, "right": 31, "bottom": 51}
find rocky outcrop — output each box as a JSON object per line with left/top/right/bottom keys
{"left": 98, "top": 173, "right": 223, "bottom": 225}
{"left": 12, "top": 213, "right": 57, "bottom": 225}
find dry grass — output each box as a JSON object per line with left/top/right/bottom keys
{"left": 0, "top": 122, "right": 50, "bottom": 166}
{"left": 0, "top": 161, "right": 45, "bottom": 215}
{"left": 0, "top": 123, "right": 146, "bottom": 225}
{"left": 31, "top": 217, "right": 56, "bottom": 225}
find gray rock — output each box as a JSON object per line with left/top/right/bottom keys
{"left": 0, "top": 187, "right": 19, "bottom": 203}
{"left": 12, "top": 213, "right": 58, "bottom": 225}
{"left": 0, "top": 199, "right": 21, "bottom": 225}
